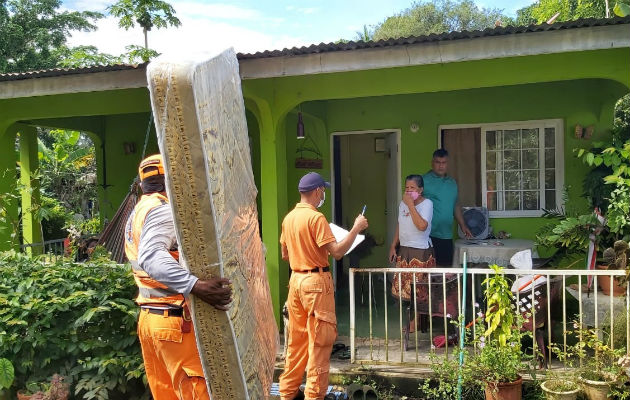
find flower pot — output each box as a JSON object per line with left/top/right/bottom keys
{"left": 596, "top": 265, "right": 626, "bottom": 297}
{"left": 541, "top": 380, "right": 580, "bottom": 400}
{"left": 581, "top": 378, "right": 609, "bottom": 400}
{"left": 484, "top": 376, "right": 522, "bottom": 400}
{"left": 16, "top": 390, "right": 32, "bottom": 400}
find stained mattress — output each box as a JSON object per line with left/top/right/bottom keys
{"left": 147, "top": 49, "right": 277, "bottom": 400}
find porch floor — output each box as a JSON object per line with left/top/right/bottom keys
{"left": 274, "top": 335, "right": 559, "bottom": 398}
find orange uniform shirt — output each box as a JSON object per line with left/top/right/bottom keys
{"left": 280, "top": 203, "right": 336, "bottom": 272}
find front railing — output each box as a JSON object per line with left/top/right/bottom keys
{"left": 20, "top": 238, "right": 67, "bottom": 262}
{"left": 349, "top": 265, "right": 630, "bottom": 367}
{"left": 19, "top": 235, "right": 98, "bottom": 262}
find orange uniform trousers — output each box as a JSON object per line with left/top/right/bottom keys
{"left": 138, "top": 308, "right": 211, "bottom": 400}
{"left": 279, "top": 270, "right": 337, "bottom": 400}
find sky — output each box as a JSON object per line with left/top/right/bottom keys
{"left": 63, "top": 0, "right": 535, "bottom": 60}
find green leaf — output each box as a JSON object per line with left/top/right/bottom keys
{"left": 614, "top": 2, "right": 630, "bottom": 16}
{"left": 0, "top": 358, "right": 14, "bottom": 389}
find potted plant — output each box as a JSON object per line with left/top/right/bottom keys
{"left": 419, "top": 350, "right": 484, "bottom": 400}
{"left": 555, "top": 323, "right": 629, "bottom": 400}
{"left": 468, "top": 265, "right": 530, "bottom": 400}
{"left": 576, "top": 115, "right": 630, "bottom": 295}
{"left": 540, "top": 378, "right": 580, "bottom": 400}
{"left": 544, "top": 345, "right": 581, "bottom": 400}
{"left": 598, "top": 240, "right": 630, "bottom": 296}
{"left": 538, "top": 104, "right": 629, "bottom": 276}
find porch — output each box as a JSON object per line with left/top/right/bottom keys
{"left": 0, "top": 17, "right": 628, "bottom": 325}
{"left": 273, "top": 265, "right": 630, "bottom": 397}
{"left": 336, "top": 266, "right": 628, "bottom": 368}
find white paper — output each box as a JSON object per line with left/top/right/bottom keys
{"left": 329, "top": 223, "right": 365, "bottom": 255}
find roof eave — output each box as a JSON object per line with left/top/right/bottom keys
{"left": 0, "top": 66, "right": 148, "bottom": 100}
{"left": 238, "top": 24, "right": 630, "bottom": 80}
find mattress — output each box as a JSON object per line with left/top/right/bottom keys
{"left": 147, "top": 49, "right": 277, "bottom": 400}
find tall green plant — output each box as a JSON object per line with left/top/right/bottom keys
{"left": 483, "top": 264, "right": 514, "bottom": 346}
{"left": 37, "top": 129, "right": 99, "bottom": 233}
{"left": 468, "top": 265, "right": 531, "bottom": 388}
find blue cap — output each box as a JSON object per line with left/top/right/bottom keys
{"left": 298, "top": 172, "right": 331, "bottom": 192}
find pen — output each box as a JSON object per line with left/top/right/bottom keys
{"left": 361, "top": 205, "right": 366, "bottom": 215}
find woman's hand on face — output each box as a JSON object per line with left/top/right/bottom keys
{"left": 388, "top": 247, "right": 397, "bottom": 263}
{"left": 402, "top": 192, "right": 415, "bottom": 208}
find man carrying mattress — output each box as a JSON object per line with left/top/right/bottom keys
{"left": 124, "top": 154, "right": 232, "bottom": 400}
{"left": 279, "top": 172, "right": 369, "bottom": 400}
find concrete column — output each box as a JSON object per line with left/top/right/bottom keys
{"left": 0, "top": 123, "right": 19, "bottom": 251}
{"left": 19, "top": 125, "right": 43, "bottom": 254}
{"left": 256, "top": 101, "right": 289, "bottom": 324}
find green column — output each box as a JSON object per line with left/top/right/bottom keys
{"left": 19, "top": 126, "right": 43, "bottom": 254}
{"left": 0, "top": 124, "right": 19, "bottom": 251}
{"left": 257, "top": 101, "right": 289, "bottom": 324}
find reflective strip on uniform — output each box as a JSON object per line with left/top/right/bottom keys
{"left": 139, "top": 286, "right": 179, "bottom": 299}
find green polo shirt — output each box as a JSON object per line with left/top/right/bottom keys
{"left": 422, "top": 171, "right": 458, "bottom": 239}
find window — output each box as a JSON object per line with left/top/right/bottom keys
{"left": 481, "top": 120, "right": 563, "bottom": 217}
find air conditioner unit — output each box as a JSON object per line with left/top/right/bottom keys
{"left": 458, "top": 207, "right": 490, "bottom": 240}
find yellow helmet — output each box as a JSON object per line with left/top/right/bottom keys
{"left": 138, "top": 154, "right": 165, "bottom": 181}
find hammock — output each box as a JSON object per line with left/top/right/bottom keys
{"left": 96, "top": 180, "right": 139, "bottom": 263}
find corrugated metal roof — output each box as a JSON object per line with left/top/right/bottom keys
{"left": 0, "top": 63, "right": 147, "bottom": 82}
{"left": 1, "top": 17, "right": 628, "bottom": 82}
{"left": 237, "top": 16, "right": 630, "bottom": 59}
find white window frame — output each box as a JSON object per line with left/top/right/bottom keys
{"left": 438, "top": 119, "right": 564, "bottom": 218}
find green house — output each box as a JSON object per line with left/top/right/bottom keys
{"left": 1, "top": 17, "right": 628, "bottom": 321}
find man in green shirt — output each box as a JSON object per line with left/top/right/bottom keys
{"left": 423, "top": 149, "right": 472, "bottom": 266}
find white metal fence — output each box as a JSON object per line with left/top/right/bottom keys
{"left": 349, "top": 265, "right": 630, "bottom": 367}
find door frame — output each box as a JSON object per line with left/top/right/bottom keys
{"left": 329, "top": 129, "right": 401, "bottom": 282}
{"left": 329, "top": 128, "right": 401, "bottom": 227}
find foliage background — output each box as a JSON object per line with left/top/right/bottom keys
{"left": 0, "top": 251, "right": 147, "bottom": 399}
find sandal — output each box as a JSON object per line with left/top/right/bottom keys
{"left": 331, "top": 342, "right": 346, "bottom": 354}
{"left": 337, "top": 347, "right": 351, "bottom": 360}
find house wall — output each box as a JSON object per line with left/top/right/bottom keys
{"left": 0, "top": 88, "right": 151, "bottom": 250}
{"left": 279, "top": 79, "right": 628, "bottom": 263}
{"left": 97, "top": 112, "right": 158, "bottom": 221}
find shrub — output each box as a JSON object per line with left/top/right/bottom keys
{"left": 0, "top": 251, "right": 146, "bottom": 399}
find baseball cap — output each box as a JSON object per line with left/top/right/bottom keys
{"left": 298, "top": 172, "right": 331, "bottom": 192}
{"left": 138, "top": 154, "right": 165, "bottom": 181}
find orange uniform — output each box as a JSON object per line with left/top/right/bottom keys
{"left": 279, "top": 203, "right": 337, "bottom": 400}
{"left": 125, "top": 192, "right": 210, "bottom": 400}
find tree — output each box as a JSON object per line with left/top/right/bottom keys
{"left": 523, "top": 0, "right": 606, "bottom": 24}
{"left": 0, "top": 0, "right": 101, "bottom": 73}
{"left": 37, "top": 129, "right": 98, "bottom": 218}
{"left": 108, "top": 0, "right": 181, "bottom": 50}
{"left": 355, "top": 24, "right": 374, "bottom": 42}
{"left": 56, "top": 44, "right": 159, "bottom": 68}
{"left": 517, "top": 0, "right": 630, "bottom": 22}
{"left": 370, "top": 0, "right": 510, "bottom": 41}
{"left": 55, "top": 45, "right": 123, "bottom": 68}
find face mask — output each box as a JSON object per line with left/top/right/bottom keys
{"left": 317, "top": 189, "right": 325, "bottom": 208}
{"left": 406, "top": 191, "right": 419, "bottom": 201}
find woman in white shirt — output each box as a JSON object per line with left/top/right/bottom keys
{"left": 389, "top": 174, "right": 434, "bottom": 264}
{"left": 389, "top": 174, "right": 435, "bottom": 334}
